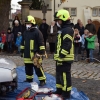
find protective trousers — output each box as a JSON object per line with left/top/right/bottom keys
{"left": 25, "top": 63, "right": 46, "bottom": 82}
{"left": 56, "top": 61, "right": 72, "bottom": 98}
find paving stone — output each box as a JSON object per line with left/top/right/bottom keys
{"left": 87, "top": 72, "right": 98, "bottom": 79}
{"left": 72, "top": 70, "right": 83, "bottom": 78}
{"left": 94, "top": 73, "right": 100, "bottom": 80}
{"left": 79, "top": 71, "right": 88, "bottom": 79}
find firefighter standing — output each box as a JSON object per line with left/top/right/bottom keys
{"left": 54, "top": 9, "right": 74, "bottom": 100}
{"left": 20, "top": 15, "right": 46, "bottom": 86}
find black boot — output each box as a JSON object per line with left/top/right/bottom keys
{"left": 53, "top": 88, "right": 62, "bottom": 95}
{"left": 62, "top": 91, "right": 71, "bottom": 100}
{"left": 24, "top": 79, "right": 33, "bottom": 83}
{"left": 39, "top": 80, "right": 46, "bottom": 86}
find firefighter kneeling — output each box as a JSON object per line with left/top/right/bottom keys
{"left": 20, "top": 15, "right": 46, "bottom": 86}
{"left": 54, "top": 9, "right": 74, "bottom": 100}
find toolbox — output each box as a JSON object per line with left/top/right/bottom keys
{"left": 16, "top": 88, "right": 37, "bottom": 100}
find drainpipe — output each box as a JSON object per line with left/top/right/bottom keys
{"left": 54, "top": 0, "right": 55, "bottom": 14}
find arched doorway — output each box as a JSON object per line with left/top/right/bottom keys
{"left": 93, "top": 20, "right": 100, "bottom": 33}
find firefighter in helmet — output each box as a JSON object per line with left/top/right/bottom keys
{"left": 20, "top": 15, "right": 46, "bottom": 86}
{"left": 54, "top": 9, "right": 74, "bottom": 100}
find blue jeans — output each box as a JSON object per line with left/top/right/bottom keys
{"left": 89, "top": 49, "right": 94, "bottom": 62}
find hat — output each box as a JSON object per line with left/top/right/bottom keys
{"left": 14, "top": 20, "right": 19, "bottom": 24}
{"left": 25, "top": 15, "right": 36, "bottom": 24}
{"left": 54, "top": 9, "right": 70, "bottom": 21}
{"left": 18, "top": 32, "right": 21, "bottom": 35}
{"left": 7, "top": 28, "right": 11, "bottom": 31}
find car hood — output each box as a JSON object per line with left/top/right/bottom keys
{"left": 0, "top": 58, "right": 17, "bottom": 70}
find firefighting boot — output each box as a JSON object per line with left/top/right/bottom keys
{"left": 53, "top": 88, "right": 62, "bottom": 95}
{"left": 39, "top": 80, "right": 46, "bottom": 86}
{"left": 24, "top": 79, "right": 33, "bottom": 83}
{"left": 62, "top": 91, "right": 71, "bottom": 100}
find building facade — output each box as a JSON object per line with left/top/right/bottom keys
{"left": 42, "top": 0, "right": 100, "bottom": 31}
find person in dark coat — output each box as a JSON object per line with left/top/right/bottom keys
{"left": 12, "top": 15, "right": 21, "bottom": 27}
{"left": 97, "top": 27, "right": 100, "bottom": 55}
{"left": 78, "top": 22, "right": 84, "bottom": 36}
{"left": 21, "top": 20, "right": 26, "bottom": 35}
{"left": 85, "top": 19, "right": 96, "bottom": 35}
{"left": 47, "top": 21, "right": 57, "bottom": 53}
{"left": 74, "top": 19, "right": 81, "bottom": 29}
{"left": 12, "top": 20, "right": 22, "bottom": 52}
{"left": 39, "top": 19, "right": 49, "bottom": 48}
{"left": 12, "top": 20, "right": 22, "bottom": 43}
{"left": 6, "top": 28, "right": 14, "bottom": 53}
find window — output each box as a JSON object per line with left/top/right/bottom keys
{"left": 71, "top": 8, "right": 77, "bottom": 16}
{"left": 98, "top": 8, "right": 100, "bottom": 16}
{"left": 63, "top": 7, "right": 77, "bottom": 16}
{"left": 92, "top": 8, "right": 98, "bottom": 17}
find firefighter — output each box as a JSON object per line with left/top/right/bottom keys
{"left": 54, "top": 9, "right": 74, "bottom": 100}
{"left": 20, "top": 15, "right": 46, "bottom": 86}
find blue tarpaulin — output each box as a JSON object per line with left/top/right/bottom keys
{"left": 0, "top": 67, "right": 89, "bottom": 100}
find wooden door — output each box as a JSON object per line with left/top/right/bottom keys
{"left": 93, "top": 20, "right": 100, "bottom": 34}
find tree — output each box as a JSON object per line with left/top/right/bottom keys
{"left": 0, "top": 0, "right": 11, "bottom": 33}
{"left": 30, "top": 0, "right": 45, "bottom": 10}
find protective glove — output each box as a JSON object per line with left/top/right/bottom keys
{"left": 32, "top": 53, "right": 42, "bottom": 68}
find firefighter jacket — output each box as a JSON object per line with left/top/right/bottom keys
{"left": 20, "top": 27, "right": 45, "bottom": 64}
{"left": 54, "top": 22, "right": 74, "bottom": 62}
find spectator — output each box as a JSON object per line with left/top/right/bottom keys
{"left": 39, "top": 19, "right": 49, "bottom": 48}
{"left": 85, "top": 19, "right": 96, "bottom": 35}
{"left": 12, "top": 15, "right": 21, "bottom": 27}
{"left": 78, "top": 22, "right": 85, "bottom": 54}
{"left": 79, "top": 22, "right": 84, "bottom": 36}
{"left": 74, "top": 19, "right": 81, "bottom": 29}
{"left": 12, "top": 20, "right": 22, "bottom": 52}
{"left": 97, "top": 27, "right": 100, "bottom": 55}
{"left": 0, "top": 31, "right": 6, "bottom": 52}
{"left": 6, "top": 28, "right": 14, "bottom": 53}
{"left": 86, "top": 32, "right": 96, "bottom": 62}
{"left": 47, "top": 21, "right": 57, "bottom": 54}
{"left": 81, "top": 29, "right": 89, "bottom": 60}
{"left": 21, "top": 20, "right": 26, "bottom": 35}
{"left": 15, "top": 32, "right": 22, "bottom": 54}
{"left": 74, "top": 29, "right": 81, "bottom": 62}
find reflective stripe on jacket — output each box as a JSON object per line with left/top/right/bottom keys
{"left": 20, "top": 28, "right": 45, "bottom": 64}
{"left": 54, "top": 24, "right": 74, "bottom": 62}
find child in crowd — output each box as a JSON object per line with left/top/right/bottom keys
{"left": 74, "top": 29, "right": 81, "bottom": 62}
{"left": 86, "top": 32, "right": 96, "bottom": 62}
{"left": 15, "top": 32, "right": 22, "bottom": 54}
{"left": 0, "top": 31, "right": 6, "bottom": 52}
{"left": 6, "top": 28, "right": 14, "bottom": 53}
{"left": 81, "top": 29, "right": 89, "bottom": 60}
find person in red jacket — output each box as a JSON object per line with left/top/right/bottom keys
{"left": 0, "top": 32, "right": 6, "bottom": 52}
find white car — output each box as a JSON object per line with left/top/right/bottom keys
{"left": 0, "top": 58, "right": 17, "bottom": 95}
